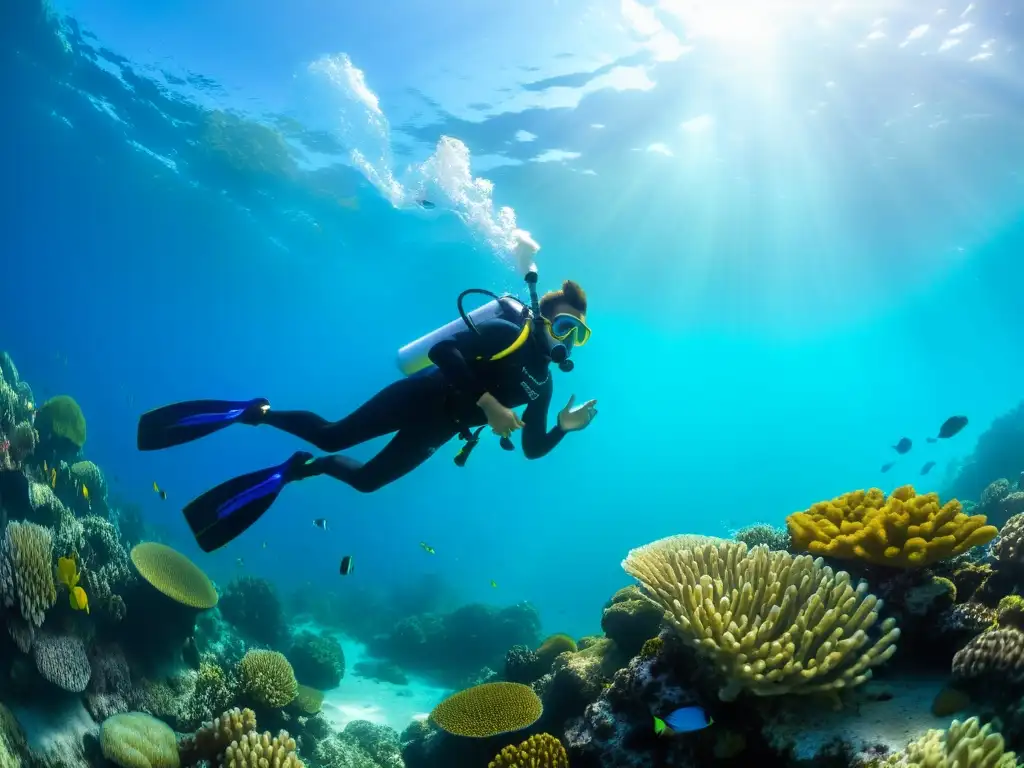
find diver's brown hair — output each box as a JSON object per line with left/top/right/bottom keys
{"left": 540, "top": 280, "right": 588, "bottom": 318}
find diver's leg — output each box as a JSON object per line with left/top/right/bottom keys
{"left": 298, "top": 423, "right": 455, "bottom": 493}
{"left": 256, "top": 377, "right": 441, "bottom": 452}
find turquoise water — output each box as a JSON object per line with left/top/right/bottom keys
{"left": 3, "top": 0, "right": 1022, "bottom": 648}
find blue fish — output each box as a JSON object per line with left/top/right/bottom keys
{"left": 654, "top": 706, "right": 712, "bottom": 735}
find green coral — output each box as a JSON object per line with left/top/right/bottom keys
{"left": 601, "top": 587, "right": 665, "bottom": 657}
{"left": 237, "top": 650, "right": 298, "bottom": 708}
{"left": 998, "top": 595, "right": 1024, "bottom": 629}
{"left": 288, "top": 631, "right": 344, "bottom": 689}
{"left": 535, "top": 634, "right": 578, "bottom": 667}
{"left": 35, "top": 395, "right": 86, "bottom": 452}
{"left": 905, "top": 576, "right": 957, "bottom": 616}
{"left": 100, "top": 712, "right": 180, "bottom": 768}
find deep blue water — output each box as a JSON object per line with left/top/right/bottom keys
{"left": 2, "top": 0, "right": 1023, "bottom": 640}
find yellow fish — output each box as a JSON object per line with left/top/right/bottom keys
{"left": 419, "top": 542, "right": 435, "bottom": 555}
{"left": 50, "top": 468, "right": 57, "bottom": 489}
{"left": 82, "top": 485, "right": 89, "bottom": 501}
{"left": 56, "top": 556, "right": 89, "bottom": 613}
{"left": 490, "top": 580, "right": 498, "bottom": 588}
{"left": 70, "top": 586, "right": 89, "bottom": 614}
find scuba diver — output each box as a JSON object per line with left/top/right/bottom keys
{"left": 136, "top": 248, "right": 598, "bottom": 553}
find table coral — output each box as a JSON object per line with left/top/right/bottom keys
{"left": 623, "top": 536, "right": 900, "bottom": 701}
{"left": 787, "top": 486, "right": 997, "bottom": 568}
{"left": 430, "top": 682, "right": 542, "bottom": 738}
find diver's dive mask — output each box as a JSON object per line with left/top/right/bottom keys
{"left": 540, "top": 313, "right": 590, "bottom": 372}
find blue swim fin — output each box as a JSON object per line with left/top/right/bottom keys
{"left": 183, "top": 451, "right": 313, "bottom": 552}
{"left": 137, "top": 398, "right": 269, "bottom": 451}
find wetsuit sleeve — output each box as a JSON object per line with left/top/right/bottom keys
{"left": 428, "top": 319, "right": 521, "bottom": 401}
{"left": 521, "top": 378, "right": 566, "bottom": 459}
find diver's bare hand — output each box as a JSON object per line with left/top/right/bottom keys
{"left": 558, "top": 395, "right": 598, "bottom": 432}
{"left": 477, "top": 392, "right": 523, "bottom": 438}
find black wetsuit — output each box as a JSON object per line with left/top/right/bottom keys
{"left": 258, "top": 318, "right": 566, "bottom": 492}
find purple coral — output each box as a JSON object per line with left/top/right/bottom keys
{"left": 33, "top": 633, "right": 91, "bottom": 692}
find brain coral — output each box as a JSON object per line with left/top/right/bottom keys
{"left": 993, "top": 513, "right": 1024, "bottom": 565}
{"left": 130, "top": 543, "right": 218, "bottom": 609}
{"left": 952, "top": 627, "right": 1024, "bottom": 685}
{"left": 223, "top": 729, "right": 304, "bottom": 768}
{"left": 237, "top": 650, "right": 298, "bottom": 708}
{"left": 33, "top": 633, "right": 91, "bottom": 692}
{"left": 430, "top": 682, "right": 543, "bottom": 738}
{"left": 622, "top": 536, "right": 900, "bottom": 701}
{"left": 787, "top": 486, "right": 997, "bottom": 568}
{"left": 35, "top": 395, "right": 87, "bottom": 449}
{"left": 489, "top": 733, "right": 569, "bottom": 768}
{"left": 885, "top": 716, "right": 1017, "bottom": 767}
{"left": 0, "top": 520, "right": 56, "bottom": 628}
{"left": 101, "top": 712, "right": 180, "bottom": 768}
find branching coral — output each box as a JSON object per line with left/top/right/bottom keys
{"left": 489, "top": 733, "right": 569, "bottom": 768}
{"left": 884, "top": 717, "right": 1017, "bottom": 767}
{"left": 33, "top": 633, "right": 91, "bottom": 692}
{"left": 237, "top": 650, "right": 297, "bottom": 708}
{"left": 430, "top": 682, "right": 543, "bottom": 737}
{"left": 787, "top": 486, "right": 997, "bottom": 568}
{"left": 223, "top": 729, "right": 304, "bottom": 768}
{"left": 178, "top": 707, "right": 257, "bottom": 766}
{"left": 0, "top": 521, "right": 56, "bottom": 647}
{"left": 622, "top": 536, "right": 900, "bottom": 701}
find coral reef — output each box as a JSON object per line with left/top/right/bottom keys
{"left": 367, "top": 601, "right": 541, "bottom": 686}
{"left": 623, "top": 536, "right": 900, "bottom": 700}
{"left": 218, "top": 576, "right": 284, "bottom": 647}
{"left": 787, "top": 486, "right": 997, "bottom": 568}
{"left": 288, "top": 631, "right": 345, "bottom": 689}
{"left": 430, "top": 682, "right": 543, "bottom": 737}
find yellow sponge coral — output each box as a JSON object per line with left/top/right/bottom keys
{"left": 787, "top": 486, "right": 997, "bottom": 568}
{"left": 886, "top": 716, "right": 1017, "bottom": 767}
{"left": 430, "top": 682, "right": 543, "bottom": 738}
{"left": 489, "top": 733, "right": 568, "bottom": 768}
{"left": 237, "top": 650, "right": 297, "bottom": 708}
